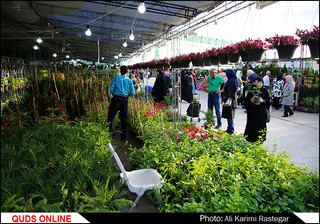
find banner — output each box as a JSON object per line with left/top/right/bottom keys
{"left": 1, "top": 213, "right": 89, "bottom": 223}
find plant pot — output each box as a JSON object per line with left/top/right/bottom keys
{"left": 217, "top": 54, "right": 229, "bottom": 64}
{"left": 187, "top": 103, "right": 201, "bottom": 117}
{"left": 203, "top": 57, "right": 212, "bottom": 66}
{"left": 307, "top": 39, "right": 319, "bottom": 58}
{"left": 239, "top": 50, "right": 249, "bottom": 62}
{"left": 253, "top": 96, "right": 260, "bottom": 105}
{"left": 276, "top": 44, "right": 299, "bottom": 59}
{"left": 245, "top": 48, "right": 266, "bottom": 61}
{"left": 227, "top": 53, "right": 240, "bottom": 63}
{"left": 196, "top": 59, "right": 205, "bottom": 67}
{"left": 181, "top": 60, "right": 190, "bottom": 68}
{"left": 162, "top": 63, "right": 170, "bottom": 70}
{"left": 210, "top": 56, "right": 219, "bottom": 65}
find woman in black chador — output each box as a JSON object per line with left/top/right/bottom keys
{"left": 151, "top": 68, "right": 168, "bottom": 103}
{"left": 244, "top": 77, "right": 270, "bottom": 143}
{"left": 180, "top": 70, "right": 193, "bottom": 103}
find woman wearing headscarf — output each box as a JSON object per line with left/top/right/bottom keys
{"left": 180, "top": 70, "right": 193, "bottom": 103}
{"left": 151, "top": 68, "right": 168, "bottom": 103}
{"left": 244, "top": 77, "right": 270, "bottom": 143}
{"left": 280, "top": 75, "right": 295, "bottom": 117}
{"left": 221, "top": 69, "right": 238, "bottom": 134}
{"left": 272, "top": 74, "right": 284, "bottom": 109}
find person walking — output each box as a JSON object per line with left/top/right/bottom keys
{"left": 272, "top": 74, "right": 284, "bottom": 109}
{"left": 281, "top": 75, "right": 295, "bottom": 117}
{"left": 244, "top": 77, "right": 270, "bottom": 143}
{"left": 151, "top": 68, "right": 168, "bottom": 103}
{"left": 181, "top": 70, "right": 193, "bottom": 103}
{"left": 263, "top": 71, "right": 271, "bottom": 89}
{"left": 236, "top": 70, "right": 244, "bottom": 107}
{"left": 202, "top": 67, "right": 226, "bottom": 129}
{"left": 107, "top": 65, "right": 135, "bottom": 140}
{"left": 221, "top": 69, "right": 238, "bottom": 135}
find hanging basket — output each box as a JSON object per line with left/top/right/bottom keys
{"left": 245, "top": 48, "right": 266, "bottom": 61}
{"left": 194, "top": 59, "right": 205, "bottom": 67}
{"left": 210, "top": 56, "right": 219, "bottom": 65}
{"left": 307, "top": 39, "right": 319, "bottom": 58}
{"left": 217, "top": 54, "right": 229, "bottom": 64}
{"left": 181, "top": 60, "right": 190, "bottom": 68}
{"left": 227, "top": 53, "right": 240, "bottom": 63}
{"left": 239, "top": 50, "right": 249, "bottom": 62}
{"left": 203, "top": 57, "right": 212, "bottom": 66}
{"left": 187, "top": 103, "right": 201, "bottom": 117}
{"left": 162, "top": 63, "right": 170, "bottom": 70}
{"left": 275, "top": 44, "right": 299, "bottom": 59}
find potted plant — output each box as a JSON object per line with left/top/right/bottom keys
{"left": 207, "top": 48, "right": 219, "bottom": 65}
{"left": 200, "top": 109, "right": 215, "bottom": 129}
{"left": 216, "top": 47, "right": 229, "bottom": 64}
{"left": 225, "top": 44, "right": 240, "bottom": 63}
{"left": 243, "top": 38, "right": 269, "bottom": 62}
{"left": 244, "top": 79, "right": 261, "bottom": 105}
{"left": 201, "top": 50, "right": 212, "bottom": 66}
{"left": 296, "top": 25, "right": 319, "bottom": 58}
{"left": 187, "top": 97, "right": 201, "bottom": 117}
{"left": 266, "top": 34, "right": 299, "bottom": 59}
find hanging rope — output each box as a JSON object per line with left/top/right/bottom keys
{"left": 280, "top": 1, "right": 290, "bottom": 34}
{"left": 309, "top": 4, "right": 319, "bottom": 30}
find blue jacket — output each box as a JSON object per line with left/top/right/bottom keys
{"left": 110, "top": 75, "right": 135, "bottom": 96}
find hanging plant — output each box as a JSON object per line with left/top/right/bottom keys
{"left": 296, "top": 25, "right": 319, "bottom": 44}
{"left": 265, "top": 34, "right": 299, "bottom": 48}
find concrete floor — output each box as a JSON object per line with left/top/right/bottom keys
{"left": 144, "top": 77, "right": 319, "bottom": 172}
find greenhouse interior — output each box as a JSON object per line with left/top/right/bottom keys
{"left": 1, "top": 0, "right": 319, "bottom": 221}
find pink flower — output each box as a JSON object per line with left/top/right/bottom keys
{"left": 178, "top": 142, "right": 182, "bottom": 145}
{"left": 164, "top": 138, "right": 169, "bottom": 142}
{"left": 174, "top": 135, "right": 179, "bottom": 138}
{"left": 255, "top": 80, "right": 259, "bottom": 83}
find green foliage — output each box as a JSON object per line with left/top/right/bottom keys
{"left": 127, "top": 99, "right": 319, "bottom": 213}
{"left": 1, "top": 120, "right": 131, "bottom": 212}
{"left": 201, "top": 109, "right": 215, "bottom": 128}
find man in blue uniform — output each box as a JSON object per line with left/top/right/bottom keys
{"left": 107, "top": 65, "right": 135, "bottom": 140}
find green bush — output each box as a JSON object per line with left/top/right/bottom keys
{"left": 1, "top": 119, "right": 131, "bottom": 212}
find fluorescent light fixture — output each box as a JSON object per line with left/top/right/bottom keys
{"left": 138, "top": 2, "right": 146, "bottom": 13}
{"left": 36, "top": 37, "right": 42, "bottom": 44}
{"left": 101, "top": 57, "right": 104, "bottom": 60}
{"left": 33, "top": 45, "right": 39, "bottom": 50}
{"left": 85, "top": 25, "right": 92, "bottom": 36}
{"left": 53, "top": 53, "right": 57, "bottom": 57}
{"left": 66, "top": 55, "right": 70, "bottom": 59}
{"left": 129, "top": 30, "right": 134, "bottom": 41}
{"left": 123, "top": 41, "right": 128, "bottom": 47}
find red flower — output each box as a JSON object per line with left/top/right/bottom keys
{"left": 4, "top": 122, "right": 8, "bottom": 127}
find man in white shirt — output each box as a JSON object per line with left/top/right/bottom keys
{"left": 263, "top": 71, "right": 271, "bottom": 89}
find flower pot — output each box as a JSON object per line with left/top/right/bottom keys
{"left": 307, "top": 39, "right": 319, "bottom": 58}
{"left": 196, "top": 59, "right": 205, "bottom": 67}
{"left": 162, "top": 63, "right": 170, "bottom": 70}
{"left": 210, "top": 56, "right": 219, "bottom": 65}
{"left": 275, "top": 44, "right": 299, "bottom": 59}
{"left": 203, "top": 57, "right": 212, "bottom": 66}
{"left": 217, "top": 54, "right": 229, "bottom": 64}
{"left": 253, "top": 96, "right": 260, "bottom": 105}
{"left": 227, "top": 53, "right": 240, "bottom": 63}
{"left": 245, "top": 48, "right": 266, "bottom": 61}
{"left": 181, "top": 60, "right": 190, "bottom": 68}
{"left": 239, "top": 50, "right": 249, "bottom": 62}
{"left": 187, "top": 103, "right": 201, "bottom": 117}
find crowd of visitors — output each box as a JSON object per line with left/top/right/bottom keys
{"left": 110, "top": 65, "right": 296, "bottom": 143}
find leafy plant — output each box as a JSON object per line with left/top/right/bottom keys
{"left": 200, "top": 109, "right": 215, "bottom": 128}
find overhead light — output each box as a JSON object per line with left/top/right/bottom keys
{"left": 101, "top": 57, "right": 104, "bottom": 60}
{"left": 138, "top": 2, "right": 146, "bottom": 13}
{"left": 129, "top": 30, "right": 134, "bottom": 41}
{"left": 123, "top": 41, "right": 127, "bottom": 47}
{"left": 114, "top": 55, "right": 119, "bottom": 59}
{"left": 33, "top": 45, "right": 39, "bottom": 50}
{"left": 53, "top": 53, "right": 57, "bottom": 57}
{"left": 118, "top": 53, "right": 122, "bottom": 57}
{"left": 85, "top": 25, "right": 92, "bottom": 36}
{"left": 66, "top": 55, "right": 70, "bottom": 59}
{"left": 36, "top": 37, "right": 42, "bottom": 44}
